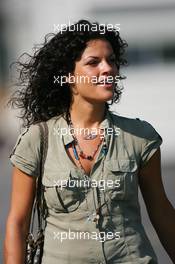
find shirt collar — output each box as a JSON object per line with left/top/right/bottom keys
{"left": 59, "top": 109, "right": 113, "bottom": 146}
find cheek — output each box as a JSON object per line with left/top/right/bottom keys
{"left": 76, "top": 82, "right": 95, "bottom": 96}
{"left": 74, "top": 67, "right": 99, "bottom": 85}
{"left": 74, "top": 74, "right": 97, "bottom": 92}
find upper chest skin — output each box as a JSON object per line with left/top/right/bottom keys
{"left": 65, "top": 134, "right": 104, "bottom": 177}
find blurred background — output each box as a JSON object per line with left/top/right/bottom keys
{"left": 0, "top": 0, "right": 175, "bottom": 263}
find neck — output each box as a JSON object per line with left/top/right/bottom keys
{"left": 69, "top": 102, "right": 107, "bottom": 129}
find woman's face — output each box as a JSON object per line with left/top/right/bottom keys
{"left": 69, "top": 38, "right": 119, "bottom": 104}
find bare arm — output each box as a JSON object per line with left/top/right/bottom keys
{"left": 3, "top": 166, "right": 36, "bottom": 264}
{"left": 139, "top": 148, "right": 175, "bottom": 263}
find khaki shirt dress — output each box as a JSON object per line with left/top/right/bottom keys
{"left": 9, "top": 110, "right": 162, "bottom": 264}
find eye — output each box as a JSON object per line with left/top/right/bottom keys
{"left": 87, "top": 60, "right": 99, "bottom": 66}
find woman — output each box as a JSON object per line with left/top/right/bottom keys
{"left": 4, "top": 20, "right": 175, "bottom": 264}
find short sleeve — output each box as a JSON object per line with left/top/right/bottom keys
{"left": 140, "top": 120, "right": 163, "bottom": 168}
{"left": 9, "top": 124, "right": 41, "bottom": 177}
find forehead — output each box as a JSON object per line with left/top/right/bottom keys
{"left": 82, "top": 39, "right": 114, "bottom": 57}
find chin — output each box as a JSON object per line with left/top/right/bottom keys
{"left": 84, "top": 91, "right": 114, "bottom": 103}
{"left": 95, "top": 96, "right": 113, "bottom": 103}
{"left": 100, "top": 92, "right": 114, "bottom": 101}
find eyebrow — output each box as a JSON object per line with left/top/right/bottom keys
{"left": 85, "top": 54, "right": 116, "bottom": 59}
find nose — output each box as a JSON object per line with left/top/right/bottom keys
{"left": 100, "top": 60, "right": 114, "bottom": 75}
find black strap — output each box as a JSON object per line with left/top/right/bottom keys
{"left": 30, "top": 122, "right": 48, "bottom": 233}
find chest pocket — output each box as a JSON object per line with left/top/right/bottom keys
{"left": 42, "top": 168, "right": 87, "bottom": 213}
{"left": 104, "top": 159, "right": 138, "bottom": 201}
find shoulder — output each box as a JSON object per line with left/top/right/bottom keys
{"left": 14, "top": 123, "right": 41, "bottom": 145}
{"left": 109, "top": 111, "right": 161, "bottom": 141}
{"left": 18, "top": 114, "right": 64, "bottom": 142}
{"left": 108, "top": 111, "right": 162, "bottom": 168}
{"left": 9, "top": 123, "right": 41, "bottom": 157}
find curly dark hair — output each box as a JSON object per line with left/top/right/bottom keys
{"left": 8, "top": 19, "right": 128, "bottom": 127}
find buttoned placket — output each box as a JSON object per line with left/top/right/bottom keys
{"left": 58, "top": 112, "right": 117, "bottom": 264}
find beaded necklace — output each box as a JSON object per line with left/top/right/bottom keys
{"left": 66, "top": 110, "right": 112, "bottom": 226}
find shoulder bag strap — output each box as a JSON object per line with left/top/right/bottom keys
{"left": 29, "top": 122, "right": 48, "bottom": 233}
{"left": 37, "top": 122, "right": 49, "bottom": 229}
